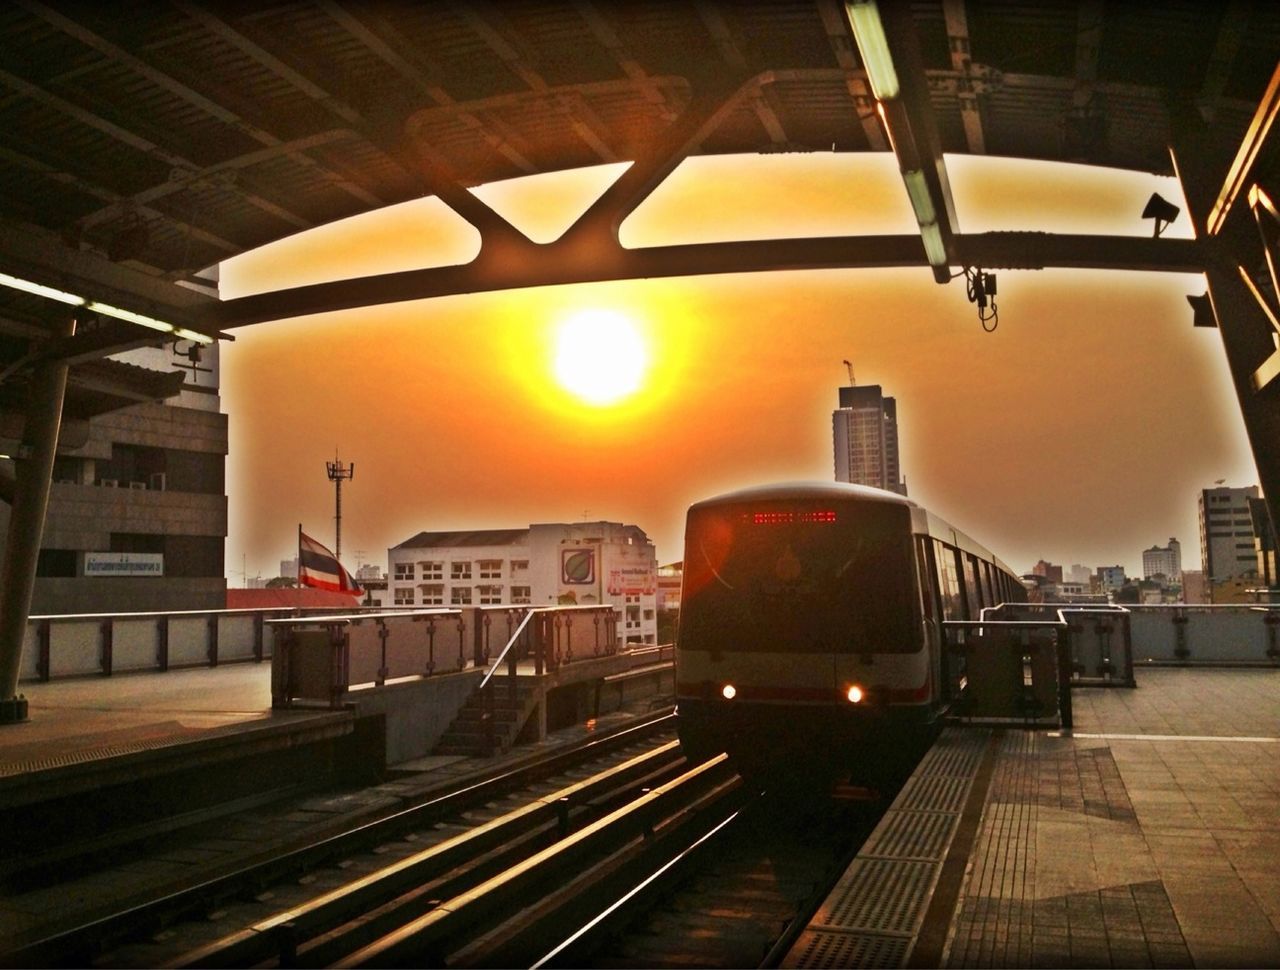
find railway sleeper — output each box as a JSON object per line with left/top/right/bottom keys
{"left": 169, "top": 742, "right": 686, "bottom": 969}
{"left": 459, "top": 774, "right": 749, "bottom": 969}
{"left": 341, "top": 756, "right": 735, "bottom": 968}
{"left": 285, "top": 760, "right": 690, "bottom": 970}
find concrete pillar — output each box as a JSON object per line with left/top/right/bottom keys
{"left": 0, "top": 317, "right": 74, "bottom": 720}
{"left": 1172, "top": 109, "right": 1280, "bottom": 537}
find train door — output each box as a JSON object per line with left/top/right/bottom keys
{"left": 933, "top": 540, "right": 967, "bottom": 704}
{"left": 915, "top": 536, "right": 945, "bottom": 709}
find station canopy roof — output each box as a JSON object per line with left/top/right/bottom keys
{"left": 0, "top": 1, "right": 1276, "bottom": 359}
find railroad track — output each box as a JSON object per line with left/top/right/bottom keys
{"left": 2, "top": 712, "right": 679, "bottom": 969}
{"left": 525, "top": 783, "right": 883, "bottom": 970}
{"left": 101, "top": 743, "right": 738, "bottom": 969}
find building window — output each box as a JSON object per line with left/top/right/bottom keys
{"left": 420, "top": 584, "right": 444, "bottom": 605}
{"left": 478, "top": 559, "right": 502, "bottom": 579}
{"left": 451, "top": 587, "right": 473, "bottom": 605}
{"left": 451, "top": 561, "right": 472, "bottom": 581}
{"left": 511, "top": 559, "right": 529, "bottom": 571}
{"left": 394, "top": 562, "right": 414, "bottom": 581}
{"left": 478, "top": 584, "right": 503, "bottom": 605}
{"left": 394, "top": 587, "right": 415, "bottom": 605}
{"left": 511, "top": 585, "right": 531, "bottom": 604}
{"left": 420, "top": 561, "right": 443, "bottom": 579}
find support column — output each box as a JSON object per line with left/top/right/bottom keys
{"left": 1172, "top": 95, "right": 1280, "bottom": 537}
{"left": 0, "top": 317, "right": 75, "bottom": 720}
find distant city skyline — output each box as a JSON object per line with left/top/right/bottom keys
{"left": 219, "top": 153, "right": 1256, "bottom": 581}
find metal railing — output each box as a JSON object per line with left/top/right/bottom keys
{"left": 268, "top": 604, "right": 621, "bottom": 713}
{"left": 268, "top": 609, "right": 468, "bottom": 708}
{"left": 941, "top": 601, "right": 1280, "bottom": 728}
{"left": 985, "top": 603, "right": 1136, "bottom": 686}
{"left": 1122, "top": 603, "right": 1280, "bottom": 665}
{"left": 21, "top": 607, "right": 295, "bottom": 681}
{"left": 477, "top": 605, "right": 619, "bottom": 753}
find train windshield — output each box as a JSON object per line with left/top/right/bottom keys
{"left": 680, "top": 499, "right": 919, "bottom": 654}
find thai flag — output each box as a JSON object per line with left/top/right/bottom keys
{"left": 298, "top": 530, "right": 363, "bottom": 595}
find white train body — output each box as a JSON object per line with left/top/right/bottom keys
{"left": 674, "top": 481, "right": 1024, "bottom": 777}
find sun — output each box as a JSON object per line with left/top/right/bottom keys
{"left": 553, "top": 309, "right": 649, "bottom": 406}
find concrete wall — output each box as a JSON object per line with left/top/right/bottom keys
{"left": 0, "top": 393, "right": 229, "bottom": 615}
{"left": 39, "top": 485, "right": 227, "bottom": 550}
{"left": 30, "top": 576, "right": 226, "bottom": 615}
{"left": 346, "top": 669, "right": 483, "bottom": 765}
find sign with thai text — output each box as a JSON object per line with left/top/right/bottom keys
{"left": 84, "top": 552, "right": 164, "bottom": 577}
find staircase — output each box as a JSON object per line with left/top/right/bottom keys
{"left": 433, "top": 681, "right": 542, "bottom": 756}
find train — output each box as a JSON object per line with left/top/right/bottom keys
{"left": 674, "top": 481, "right": 1026, "bottom": 783}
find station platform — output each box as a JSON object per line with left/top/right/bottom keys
{"left": 784, "top": 668, "right": 1280, "bottom": 969}
{"left": 0, "top": 665, "right": 352, "bottom": 809}
{"left": 0, "top": 663, "right": 669, "bottom": 955}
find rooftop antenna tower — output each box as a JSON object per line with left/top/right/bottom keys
{"left": 843, "top": 359, "right": 856, "bottom": 386}
{"left": 325, "top": 450, "right": 354, "bottom": 559}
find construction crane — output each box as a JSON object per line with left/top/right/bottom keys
{"left": 842, "top": 359, "right": 855, "bottom": 386}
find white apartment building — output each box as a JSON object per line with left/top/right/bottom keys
{"left": 387, "top": 521, "right": 658, "bottom": 646}
{"left": 1141, "top": 538, "right": 1182, "bottom": 583}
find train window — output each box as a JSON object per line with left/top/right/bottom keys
{"left": 980, "top": 560, "right": 995, "bottom": 607}
{"left": 963, "top": 555, "right": 982, "bottom": 614}
{"left": 934, "top": 541, "right": 965, "bottom": 621}
{"left": 680, "top": 500, "right": 919, "bottom": 654}
{"left": 915, "top": 536, "right": 939, "bottom": 622}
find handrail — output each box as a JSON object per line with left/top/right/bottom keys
{"left": 479, "top": 608, "right": 539, "bottom": 691}
{"left": 265, "top": 608, "right": 460, "bottom": 627}
{"left": 478, "top": 604, "right": 617, "bottom": 690}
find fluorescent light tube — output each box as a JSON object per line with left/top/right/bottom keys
{"left": 920, "top": 222, "right": 948, "bottom": 267}
{"left": 903, "top": 169, "right": 936, "bottom": 226}
{"left": 0, "top": 272, "right": 85, "bottom": 306}
{"left": 845, "top": 1, "right": 900, "bottom": 100}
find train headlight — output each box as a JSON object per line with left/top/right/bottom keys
{"left": 846, "top": 684, "right": 865, "bottom": 704}
{"left": 721, "top": 684, "right": 737, "bottom": 700}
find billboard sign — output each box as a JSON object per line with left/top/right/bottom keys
{"left": 561, "top": 548, "right": 596, "bottom": 585}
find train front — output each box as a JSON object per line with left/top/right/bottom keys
{"left": 674, "top": 483, "right": 928, "bottom": 780}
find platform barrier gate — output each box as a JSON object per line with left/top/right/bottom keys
{"left": 944, "top": 619, "right": 1073, "bottom": 728}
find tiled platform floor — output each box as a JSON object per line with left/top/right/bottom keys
{"left": 945, "top": 668, "right": 1280, "bottom": 969}
{"left": 4, "top": 664, "right": 280, "bottom": 767}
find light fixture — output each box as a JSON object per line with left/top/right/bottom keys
{"left": 0, "top": 272, "right": 213, "bottom": 344}
{"left": 920, "top": 223, "right": 947, "bottom": 268}
{"left": 845, "top": 0, "right": 899, "bottom": 100}
{"left": 721, "top": 684, "right": 737, "bottom": 700}
{"left": 86, "top": 300, "right": 171, "bottom": 333}
{"left": 0, "top": 272, "right": 84, "bottom": 306}
{"left": 846, "top": 685, "right": 865, "bottom": 704}
{"left": 902, "top": 170, "right": 936, "bottom": 226}
{"left": 1141, "top": 193, "right": 1181, "bottom": 237}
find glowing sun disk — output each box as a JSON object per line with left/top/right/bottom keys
{"left": 553, "top": 310, "right": 648, "bottom": 406}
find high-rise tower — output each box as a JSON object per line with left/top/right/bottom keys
{"left": 832, "top": 384, "right": 907, "bottom": 495}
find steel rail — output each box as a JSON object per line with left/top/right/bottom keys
{"left": 0, "top": 710, "right": 675, "bottom": 969}
{"left": 172, "top": 739, "right": 688, "bottom": 969}
{"left": 344, "top": 755, "right": 738, "bottom": 967}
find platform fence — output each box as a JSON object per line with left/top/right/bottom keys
{"left": 268, "top": 604, "right": 619, "bottom": 710}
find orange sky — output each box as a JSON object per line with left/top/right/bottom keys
{"left": 218, "top": 153, "right": 1256, "bottom": 581}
